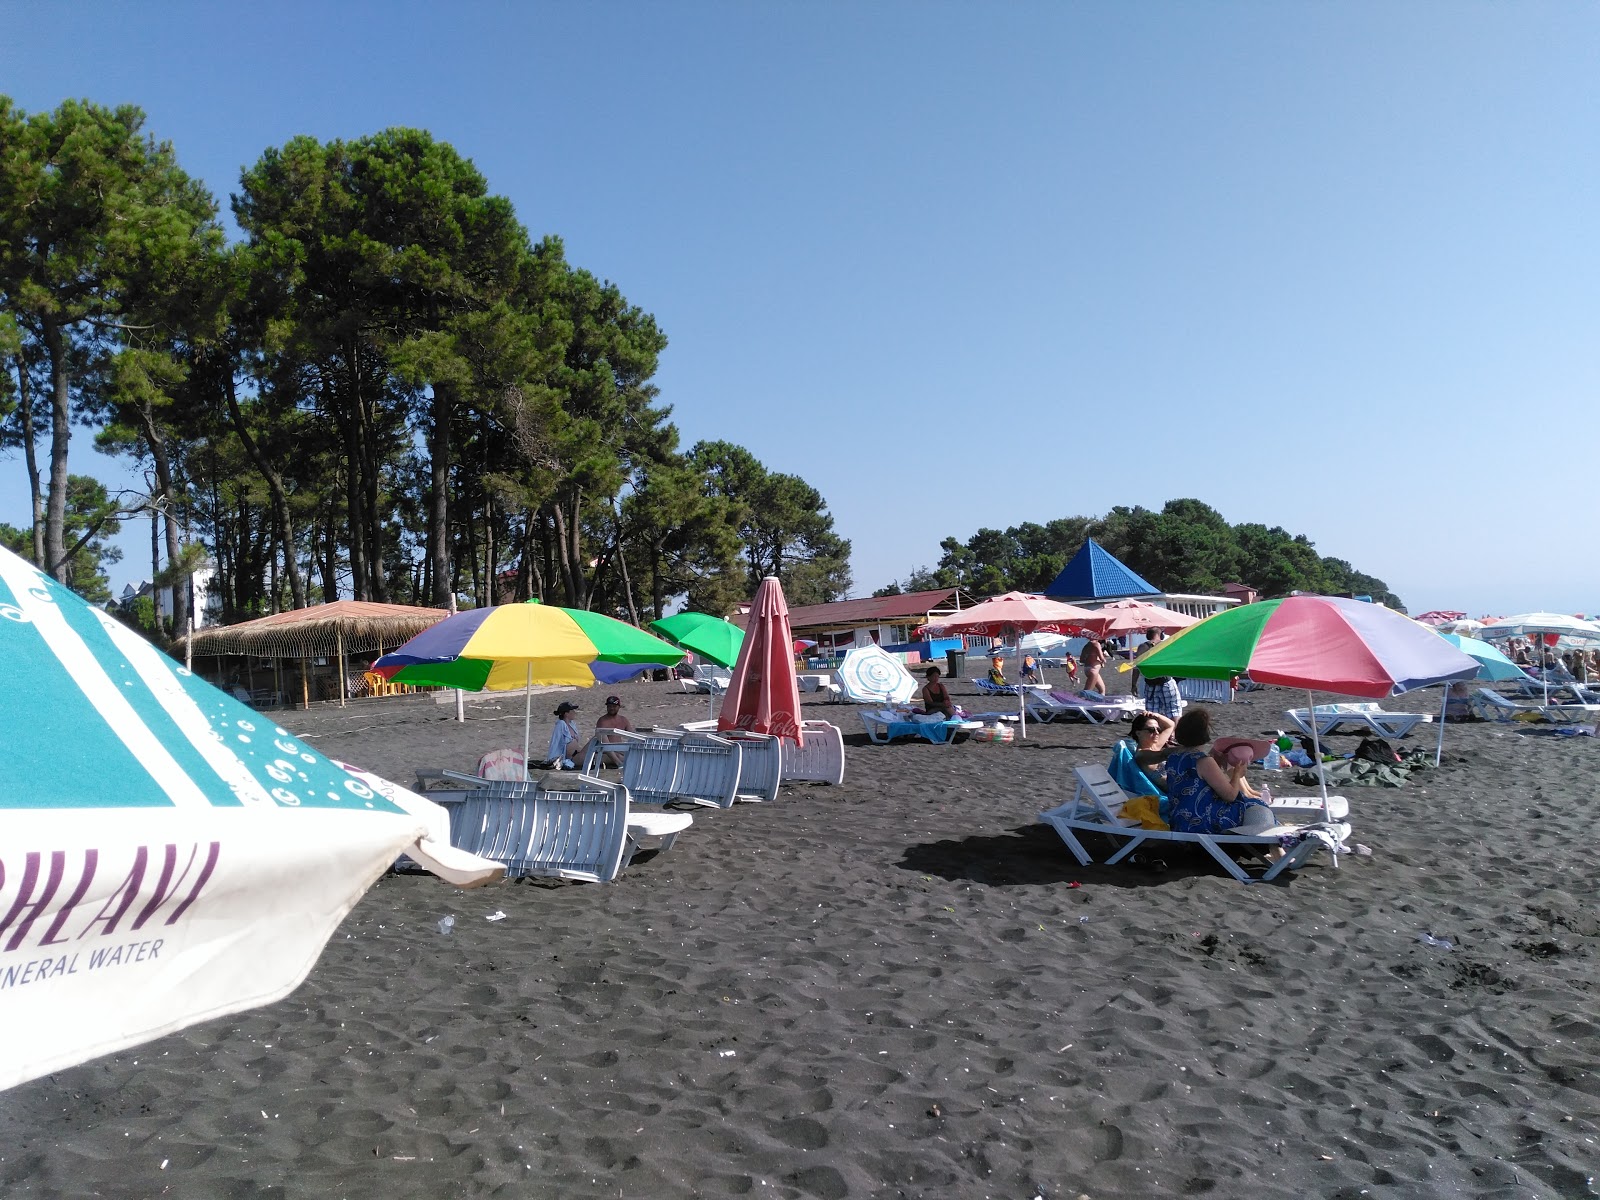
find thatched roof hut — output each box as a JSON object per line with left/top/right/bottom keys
{"left": 175, "top": 601, "right": 449, "bottom": 708}
{"left": 176, "top": 600, "right": 449, "bottom": 661}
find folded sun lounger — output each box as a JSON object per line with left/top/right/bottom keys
{"left": 414, "top": 765, "right": 692, "bottom": 870}
{"left": 1466, "top": 687, "right": 1600, "bottom": 725}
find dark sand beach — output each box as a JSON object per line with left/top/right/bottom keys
{"left": 3, "top": 671, "right": 1597, "bottom": 1199}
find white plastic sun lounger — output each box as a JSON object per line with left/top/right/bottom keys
{"left": 659, "top": 729, "right": 744, "bottom": 808}
{"left": 674, "top": 719, "right": 847, "bottom": 785}
{"left": 783, "top": 720, "right": 846, "bottom": 785}
{"left": 1039, "top": 765, "right": 1350, "bottom": 884}
{"left": 412, "top": 769, "right": 692, "bottom": 869}
{"left": 1025, "top": 690, "right": 1143, "bottom": 725}
{"left": 717, "top": 731, "right": 783, "bottom": 803}
{"left": 1466, "top": 687, "right": 1600, "bottom": 724}
{"left": 1284, "top": 703, "right": 1434, "bottom": 740}
{"left": 858, "top": 709, "right": 979, "bottom": 745}
{"left": 1176, "top": 678, "right": 1233, "bottom": 704}
{"left": 583, "top": 729, "right": 684, "bottom": 804}
{"left": 437, "top": 776, "right": 630, "bottom": 882}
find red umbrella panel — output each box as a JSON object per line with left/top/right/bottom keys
{"left": 719, "top": 576, "right": 805, "bottom": 743}
{"left": 1078, "top": 599, "right": 1198, "bottom": 640}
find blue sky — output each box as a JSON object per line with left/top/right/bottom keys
{"left": 3, "top": 2, "right": 1597, "bottom": 615}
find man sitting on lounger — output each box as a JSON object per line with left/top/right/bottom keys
{"left": 588, "top": 695, "right": 633, "bottom": 768}
{"left": 987, "top": 657, "right": 1008, "bottom": 688}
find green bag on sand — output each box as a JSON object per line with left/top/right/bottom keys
{"left": 1293, "top": 749, "right": 1433, "bottom": 789}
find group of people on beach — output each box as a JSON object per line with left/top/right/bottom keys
{"left": 545, "top": 695, "right": 634, "bottom": 769}
{"left": 921, "top": 623, "right": 1275, "bottom": 838}
{"left": 1507, "top": 638, "right": 1599, "bottom": 678}
{"left": 1124, "top": 705, "right": 1276, "bottom": 834}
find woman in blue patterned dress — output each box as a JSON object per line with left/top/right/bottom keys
{"left": 1164, "top": 708, "right": 1272, "bottom": 835}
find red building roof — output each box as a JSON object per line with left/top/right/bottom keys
{"left": 733, "top": 588, "right": 969, "bottom": 632}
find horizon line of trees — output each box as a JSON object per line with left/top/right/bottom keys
{"left": 876, "top": 498, "right": 1404, "bottom": 610}
{"left": 0, "top": 97, "right": 851, "bottom": 636}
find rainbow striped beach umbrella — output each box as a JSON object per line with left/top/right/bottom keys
{"left": 1126, "top": 595, "right": 1479, "bottom": 698}
{"left": 0, "top": 545, "right": 500, "bottom": 1092}
{"left": 1126, "top": 595, "right": 1479, "bottom": 816}
{"left": 374, "top": 602, "right": 684, "bottom": 764}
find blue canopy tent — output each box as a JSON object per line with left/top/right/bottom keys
{"left": 1044, "top": 539, "right": 1160, "bottom": 601}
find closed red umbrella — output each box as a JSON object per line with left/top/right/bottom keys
{"left": 719, "top": 576, "right": 805, "bottom": 743}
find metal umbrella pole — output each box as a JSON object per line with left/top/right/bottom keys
{"left": 1015, "top": 627, "right": 1027, "bottom": 740}
{"left": 1435, "top": 686, "right": 1449, "bottom": 766}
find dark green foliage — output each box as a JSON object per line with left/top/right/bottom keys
{"left": 0, "top": 97, "right": 851, "bottom": 623}
{"left": 0, "top": 475, "right": 123, "bottom": 602}
{"left": 0, "top": 97, "right": 221, "bottom": 593}
{"left": 687, "top": 440, "right": 852, "bottom": 605}
{"left": 921, "top": 498, "right": 1404, "bottom": 609}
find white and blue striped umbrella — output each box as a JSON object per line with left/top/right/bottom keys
{"left": 0, "top": 546, "right": 498, "bottom": 1092}
{"left": 838, "top": 645, "right": 918, "bottom": 704}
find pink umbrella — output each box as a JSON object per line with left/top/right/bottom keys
{"left": 924, "top": 592, "right": 1101, "bottom": 737}
{"left": 1079, "top": 599, "right": 1199, "bottom": 639}
{"left": 719, "top": 576, "right": 805, "bottom": 743}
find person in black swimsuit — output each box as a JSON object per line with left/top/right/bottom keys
{"left": 920, "top": 666, "right": 954, "bottom": 717}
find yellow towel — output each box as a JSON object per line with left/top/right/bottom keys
{"left": 1121, "top": 794, "right": 1168, "bottom": 831}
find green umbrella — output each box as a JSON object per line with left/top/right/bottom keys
{"left": 648, "top": 612, "right": 746, "bottom": 668}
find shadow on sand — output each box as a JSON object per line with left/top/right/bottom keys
{"left": 896, "top": 824, "right": 1298, "bottom": 889}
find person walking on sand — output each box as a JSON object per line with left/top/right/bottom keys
{"left": 1080, "top": 635, "right": 1108, "bottom": 694}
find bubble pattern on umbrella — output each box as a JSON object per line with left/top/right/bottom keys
{"left": 0, "top": 549, "right": 405, "bottom": 814}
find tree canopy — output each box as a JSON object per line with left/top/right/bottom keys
{"left": 0, "top": 98, "right": 852, "bottom": 633}
{"left": 880, "top": 499, "right": 1404, "bottom": 609}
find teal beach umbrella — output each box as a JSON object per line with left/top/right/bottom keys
{"left": 0, "top": 545, "right": 498, "bottom": 1091}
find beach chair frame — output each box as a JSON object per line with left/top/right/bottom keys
{"left": 1284, "top": 704, "right": 1434, "bottom": 740}
{"left": 445, "top": 776, "right": 629, "bottom": 882}
{"left": 782, "top": 720, "right": 846, "bottom": 785}
{"left": 1040, "top": 765, "right": 1349, "bottom": 884}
